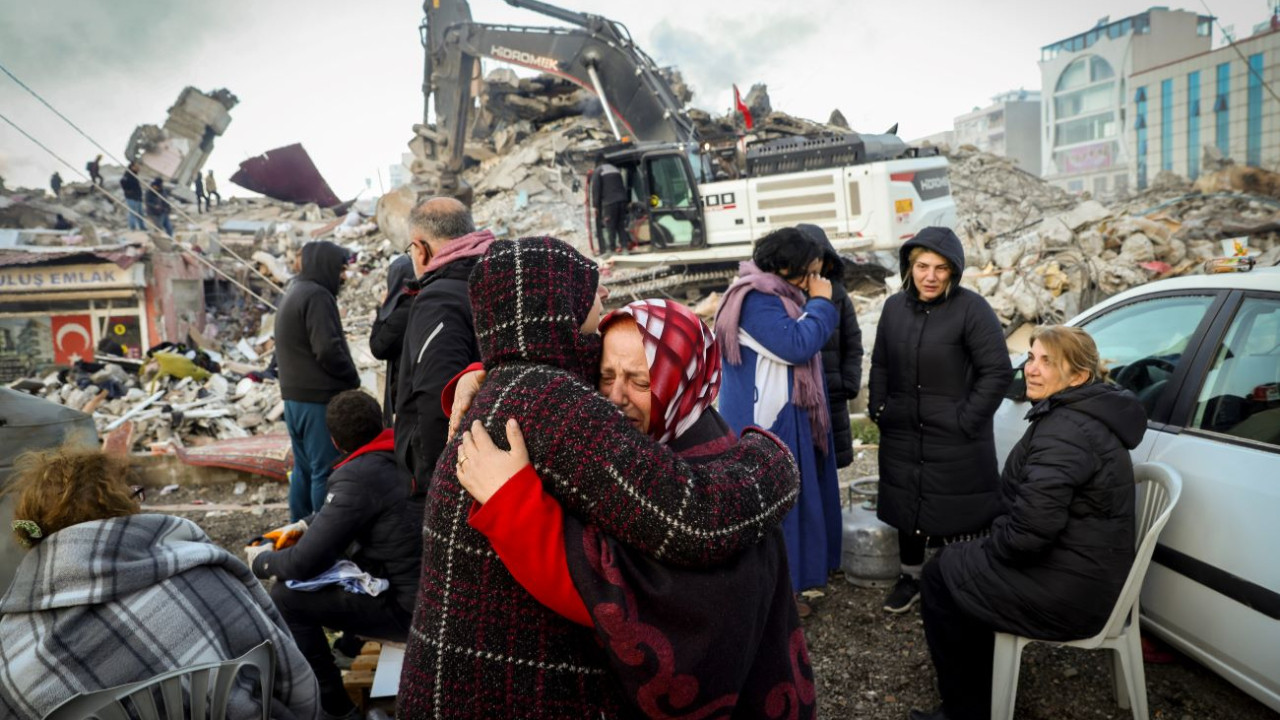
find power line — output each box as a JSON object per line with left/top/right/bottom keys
{"left": 0, "top": 60, "right": 285, "bottom": 296}
{"left": 1197, "top": 1, "right": 1280, "bottom": 110}
{"left": 0, "top": 109, "right": 279, "bottom": 310}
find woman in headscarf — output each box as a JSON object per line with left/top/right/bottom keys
{"left": 714, "top": 227, "right": 842, "bottom": 613}
{"left": 0, "top": 447, "right": 319, "bottom": 720}
{"left": 397, "top": 237, "right": 801, "bottom": 719}
{"left": 454, "top": 299, "right": 815, "bottom": 719}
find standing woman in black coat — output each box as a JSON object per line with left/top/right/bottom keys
{"left": 799, "top": 224, "right": 864, "bottom": 468}
{"left": 909, "top": 326, "right": 1146, "bottom": 720}
{"left": 369, "top": 254, "right": 417, "bottom": 425}
{"left": 869, "top": 226, "right": 1012, "bottom": 613}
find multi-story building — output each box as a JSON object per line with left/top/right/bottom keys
{"left": 1129, "top": 19, "right": 1280, "bottom": 188}
{"left": 954, "top": 89, "right": 1043, "bottom": 175}
{"left": 910, "top": 129, "right": 956, "bottom": 150}
{"left": 1040, "top": 8, "right": 1213, "bottom": 195}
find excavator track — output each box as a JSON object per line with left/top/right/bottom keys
{"left": 602, "top": 263, "right": 739, "bottom": 302}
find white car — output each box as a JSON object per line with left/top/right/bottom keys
{"left": 992, "top": 266, "right": 1280, "bottom": 713}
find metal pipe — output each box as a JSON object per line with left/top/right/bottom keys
{"left": 587, "top": 64, "right": 622, "bottom": 140}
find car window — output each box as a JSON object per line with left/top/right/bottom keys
{"left": 1190, "top": 296, "right": 1280, "bottom": 447}
{"left": 1079, "top": 294, "right": 1217, "bottom": 416}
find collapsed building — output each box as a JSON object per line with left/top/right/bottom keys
{"left": 125, "top": 87, "right": 238, "bottom": 191}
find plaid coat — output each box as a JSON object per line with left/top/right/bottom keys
{"left": 398, "top": 238, "right": 801, "bottom": 718}
{"left": 0, "top": 514, "right": 319, "bottom": 720}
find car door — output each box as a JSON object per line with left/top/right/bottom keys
{"left": 1140, "top": 290, "right": 1280, "bottom": 712}
{"left": 993, "top": 290, "right": 1229, "bottom": 470}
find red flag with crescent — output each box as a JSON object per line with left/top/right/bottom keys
{"left": 733, "top": 84, "right": 754, "bottom": 130}
{"left": 52, "top": 314, "right": 94, "bottom": 365}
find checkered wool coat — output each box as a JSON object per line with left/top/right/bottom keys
{"left": 398, "top": 237, "right": 801, "bottom": 719}
{"left": 0, "top": 514, "right": 319, "bottom": 720}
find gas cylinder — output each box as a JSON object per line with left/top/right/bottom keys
{"left": 840, "top": 476, "right": 900, "bottom": 588}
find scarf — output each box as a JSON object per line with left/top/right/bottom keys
{"left": 424, "top": 228, "right": 497, "bottom": 274}
{"left": 714, "top": 261, "right": 830, "bottom": 453}
{"left": 600, "top": 299, "right": 721, "bottom": 445}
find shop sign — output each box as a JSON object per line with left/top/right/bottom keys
{"left": 0, "top": 263, "right": 141, "bottom": 292}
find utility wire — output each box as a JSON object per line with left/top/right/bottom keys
{"left": 0, "top": 109, "right": 279, "bottom": 310}
{"left": 0, "top": 60, "right": 285, "bottom": 295}
{"left": 1197, "top": 1, "right": 1280, "bottom": 109}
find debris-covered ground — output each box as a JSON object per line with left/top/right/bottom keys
{"left": 141, "top": 451, "right": 1276, "bottom": 720}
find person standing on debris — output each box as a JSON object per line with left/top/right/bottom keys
{"left": 714, "top": 227, "right": 842, "bottom": 618}
{"left": 911, "top": 327, "right": 1143, "bottom": 720}
{"left": 799, "top": 223, "right": 865, "bottom": 471}
{"left": 590, "top": 157, "right": 628, "bottom": 256}
{"left": 194, "top": 171, "right": 206, "bottom": 213}
{"left": 394, "top": 197, "right": 495, "bottom": 489}
{"left": 48, "top": 172, "right": 62, "bottom": 199}
{"left": 276, "top": 240, "right": 361, "bottom": 520}
{"left": 144, "top": 177, "right": 173, "bottom": 237}
{"left": 0, "top": 447, "right": 320, "bottom": 720}
{"left": 205, "top": 170, "right": 221, "bottom": 207}
{"left": 869, "top": 226, "right": 1013, "bottom": 615}
{"left": 369, "top": 254, "right": 416, "bottom": 426}
{"left": 247, "top": 390, "right": 423, "bottom": 720}
{"left": 120, "top": 163, "right": 145, "bottom": 231}
{"left": 86, "top": 154, "right": 103, "bottom": 186}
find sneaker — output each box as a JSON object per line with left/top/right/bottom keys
{"left": 882, "top": 573, "right": 921, "bottom": 614}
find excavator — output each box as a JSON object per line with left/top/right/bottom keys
{"left": 419, "top": 0, "right": 956, "bottom": 281}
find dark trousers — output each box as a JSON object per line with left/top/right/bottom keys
{"left": 284, "top": 399, "right": 342, "bottom": 520}
{"left": 920, "top": 556, "right": 994, "bottom": 720}
{"left": 900, "top": 531, "right": 926, "bottom": 567}
{"left": 600, "top": 201, "right": 626, "bottom": 253}
{"left": 271, "top": 583, "right": 411, "bottom": 713}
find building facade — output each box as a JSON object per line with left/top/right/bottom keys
{"left": 1129, "top": 22, "right": 1280, "bottom": 188}
{"left": 954, "top": 89, "right": 1043, "bottom": 175}
{"left": 1039, "top": 8, "right": 1213, "bottom": 195}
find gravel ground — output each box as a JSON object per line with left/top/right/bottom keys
{"left": 146, "top": 447, "right": 1274, "bottom": 720}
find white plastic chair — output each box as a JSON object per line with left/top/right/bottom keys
{"left": 989, "top": 462, "right": 1183, "bottom": 720}
{"left": 43, "top": 640, "right": 276, "bottom": 720}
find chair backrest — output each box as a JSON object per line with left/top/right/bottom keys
{"left": 43, "top": 640, "right": 275, "bottom": 720}
{"left": 1090, "top": 462, "right": 1183, "bottom": 642}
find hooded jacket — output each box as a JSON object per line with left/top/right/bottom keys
{"left": 938, "top": 382, "right": 1146, "bottom": 640}
{"left": 398, "top": 237, "right": 800, "bottom": 719}
{"left": 275, "top": 241, "right": 360, "bottom": 403}
{"left": 869, "top": 227, "right": 1013, "bottom": 537}
{"left": 369, "top": 254, "right": 417, "bottom": 424}
{"left": 0, "top": 514, "right": 319, "bottom": 720}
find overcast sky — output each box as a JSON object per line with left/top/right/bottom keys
{"left": 0, "top": 0, "right": 1263, "bottom": 200}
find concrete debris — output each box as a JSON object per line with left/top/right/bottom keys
{"left": 125, "top": 86, "right": 238, "bottom": 188}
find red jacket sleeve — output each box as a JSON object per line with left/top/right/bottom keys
{"left": 441, "top": 362, "right": 486, "bottom": 417}
{"left": 467, "top": 463, "right": 592, "bottom": 627}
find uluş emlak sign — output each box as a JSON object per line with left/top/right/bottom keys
{"left": 0, "top": 263, "right": 143, "bottom": 292}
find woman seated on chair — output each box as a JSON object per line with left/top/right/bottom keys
{"left": 910, "top": 326, "right": 1147, "bottom": 720}
{"left": 0, "top": 447, "right": 320, "bottom": 720}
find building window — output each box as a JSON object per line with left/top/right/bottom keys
{"left": 1093, "top": 176, "right": 1108, "bottom": 195}
{"left": 1114, "top": 174, "right": 1129, "bottom": 193}
{"left": 1068, "top": 179, "right": 1085, "bottom": 193}
{"left": 1161, "top": 79, "right": 1175, "bottom": 172}
{"left": 1188, "top": 71, "right": 1201, "bottom": 180}
{"left": 1053, "top": 56, "right": 1119, "bottom": 154}
{"left": 1136, "top": 86, "right": 1149, "bottom": 190}
{"left": 1216, "top": 62, "right": 1231, "bottom": 155}
{"left": 1248, "top": 53, "right": 1264, "bottom": 167}
{"left": 1197, "top": 18, "right": 1211, "bottom": 37}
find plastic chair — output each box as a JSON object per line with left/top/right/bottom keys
{"left": 989, "top": 462, "right": 1183, "bottom": 720}
{"left": 43, "top": 640, "right": 275, "bottom": 720}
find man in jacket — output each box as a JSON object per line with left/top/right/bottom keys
{"left": 248, "top": 390, "right": 422, "bottom": 720}
{"left": 590, "top": 159, "right": 628, "bottom": 255}
{"left": 276, "top": 240, "right": 360, "bottom": 519}
{"left": 395, "top": 197, "right": 495, "bottom": 490}
{"left": 144, "top": 178, "right": 173, "bottom": 237}
{"left": 120, "top": 164, "right": 145, "bottom": 230}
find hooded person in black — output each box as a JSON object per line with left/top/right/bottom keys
{"left": 275, "top": 240, "right": 360, "bottom": 520}
{"left": 369, "top": 254, "right": 417, "bottom": 425}
{"left": 869, "top": 226, "right": 1013, "bottom": 614}
{"left": 912, "top": 326, "right": 1145, "bottom": 720}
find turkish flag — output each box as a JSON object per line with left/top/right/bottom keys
{"left": 734, "top": 84, "right": 754, "bottom": 131}
{"left": 52, "top": 314, "right": 94, "bottom": 365}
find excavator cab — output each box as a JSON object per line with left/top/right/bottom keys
{"left": 602, "top": 144, "right": 706, "bottom": 251}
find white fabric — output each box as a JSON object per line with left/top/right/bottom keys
{"left": 739, "top": 330, "right": 793, "bottom": 431}
{"left": 284, "top": 559, "right": 389, "bottom": 596}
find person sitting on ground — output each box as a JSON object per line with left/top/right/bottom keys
{"left": 397, "top": 237, "right": 801, "bottom": 718}
{"left": 246, "top": 389, "right": 421, "bottom": 720}
{"left": 910, "top": 326, "right": 1145, "bottom": 720}
{"left": 450, "top": 299, "right": 815, "bottom": 718}
{"left": 0, "top": 447, "right": 319, "bottom": 720}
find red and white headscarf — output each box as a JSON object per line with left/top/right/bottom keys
{"left": 599, "top": 299, "right": 721, "bottom": 444}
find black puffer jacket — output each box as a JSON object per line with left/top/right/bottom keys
{"left": 370, "top": 255, "right": 417, "bottom": 424}
{"left": 393, "top": 258, "right": 481, "bottom": 489}
{"left": 937, "top": 382, "right": 1145, "bottom": 639}
{"left": 275, "top": 241, "right": 360, "bottom": 403}
{"left": 869, "top": 227, "right": 1012, "bottom": 537}
{"left": 253, "top": 430, "right": 424, "bottom": 613}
